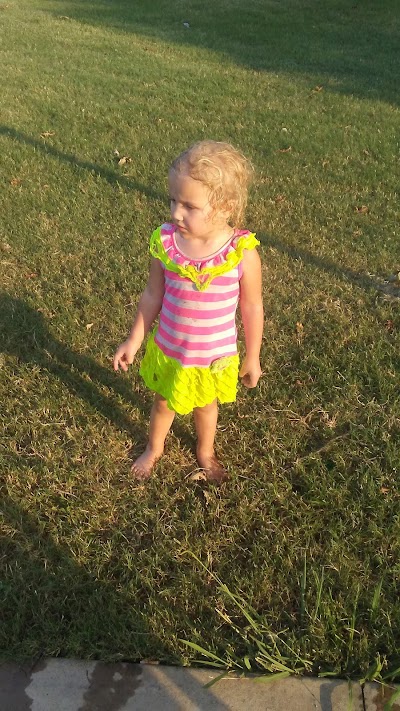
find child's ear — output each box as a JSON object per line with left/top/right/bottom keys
{"left": 209, "top": 206, "right": 228, "bottom": 223}
{"left": 221, "top": 201, "right": 234, "bottom": 221}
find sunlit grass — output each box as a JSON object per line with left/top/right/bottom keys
{"left": 1, "top": 0, "right": 399, "bottom": 678}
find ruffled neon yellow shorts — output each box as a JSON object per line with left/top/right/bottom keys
{"left": 139, "top": 330, "right": 239, "bottom": 415}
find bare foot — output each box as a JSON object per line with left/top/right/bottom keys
{"left": 131, "top": 446, "right": 162, "bottom": 480}
{"left": 196, "top": 449, "right": 229, "bottom": 483}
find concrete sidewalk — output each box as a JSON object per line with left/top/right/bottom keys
{"left": 0, "top": 658, "right": 396, "bottom": 710}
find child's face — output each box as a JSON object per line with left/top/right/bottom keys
{"left": 168, "top": 169, "right": 228, "bottom": 240}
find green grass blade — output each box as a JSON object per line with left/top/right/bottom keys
{"left": 312, "top": 567, "right": 324, "bottom": 622}
{"left": 218, "top": 585, "right": 261, "bottom": 633}
{"left": 384, "top": 688, "right": 400, "bottom": 711}
{"left": 179, "top": 640, "right": 227, "bottom": 666}
{"left": 346, "top": 585, "right": 360, "bottom": 668}
{"left": 347, "top": 680, "right": 353, "bottom": 711}
{"left": 203, "top": 671, "right": 230, "bottom": 688}
{"left": 265, "top": 632, "right": 313, "bottom": 670}
{"left": 382, "top": 667, "right": 400, "bottom": 682}
{"left": 191, "top": 660, "right": 229, "bottom": 668}
{"left": 255, "top": 654, "right": 294, "bottom": 674}
{"left": 319, "top": 671, "right": 341, "bottom": 678}
{"left": 300, "top": 553, "right": 307, "bottom": 628}
{"left": 254, "top": 671, "right": 292, "bottom": 683}
{"left": 371, "top": 579, "right": 383, "bottom": 614}
{"left": 361, "top": 655, "right": 384, "bottom": 684}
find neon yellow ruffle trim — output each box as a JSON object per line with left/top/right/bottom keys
{"left": 149, "top": 227, "right": 260, "bottom": 291}
{"left": 139, "top": 331, "right": 239, "bottom": 415}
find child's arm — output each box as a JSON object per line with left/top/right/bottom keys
{"left": 113, "top": 258, "right": 165, "bottom": 371}
{"left": 239, "top": 248, "right": 264, "bottom": 387}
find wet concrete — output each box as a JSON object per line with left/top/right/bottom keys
{"left": 79, "top": 663, "right": 143, "bottom": 711}
{"left": 0, "top": 662, "right": 33, "bottom": 711}
{"left": 0, "top": 658, "right": 398, "bottom": 710}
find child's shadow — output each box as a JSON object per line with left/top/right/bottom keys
{"left": 1, "top": 293, "right": 147, "bottom": 439}
{"left": 1, "top": 293, "right": 194, "bottom": 455}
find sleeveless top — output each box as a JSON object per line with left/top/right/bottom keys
{"left": 149, "top": 223, "right": 259, "bottom": 369}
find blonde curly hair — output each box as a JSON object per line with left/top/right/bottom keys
{"left": 170, "top": 140, "right": 253, "bottom": 227}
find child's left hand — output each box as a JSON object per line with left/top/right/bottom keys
{"left": 239, "top": 357, "right": 262, "bottom": 388}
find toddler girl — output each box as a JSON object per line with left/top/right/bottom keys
{"left": 113, "top": 140, "right": 263, "bottom": 482}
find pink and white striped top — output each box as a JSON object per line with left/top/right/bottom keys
{"left": 153, "top": 223, "right": 254, "bottom": 368}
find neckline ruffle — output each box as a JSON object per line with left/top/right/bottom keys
{"left": 150, "top": 223, "right": 259, "bottom": 291}
{"left": 161, "top": 223, "right": 254, "bottom": 269}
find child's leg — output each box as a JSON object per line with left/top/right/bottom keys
{"left": 132, "top": 394, "right": 175, "bottom": 479}
{"left": 193, "top": 399, "right": 228, "bottom": 482}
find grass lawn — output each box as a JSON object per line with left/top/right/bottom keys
{"left": 1, "top": 0, "right": 400, "bottom": 681}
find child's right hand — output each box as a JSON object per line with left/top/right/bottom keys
{"left": 113, "top": 339, "right": 139, "bottom": 372}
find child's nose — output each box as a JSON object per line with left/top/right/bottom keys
{"left": 171, "top": 202, "right": 182, "bottom": 222}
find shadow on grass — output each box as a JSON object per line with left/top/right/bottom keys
{"left": 47, "top": 0, "right": 400, "bottom": 106}
{"left": 0, "top": 293, "right": 146, "bottom": 437}
{"left": 0, "top": 494, "right": 155, "bottom": 662}
{"left": 0, "top": 293, "right": 195, "bottom": 457}
{"left": 0, "top": 125, "right": 164, "bottom": 202}
{"left": 0, "top": 294, "right": 229, "bottom": 704}
{"left": 0, "top": 496, "right": 231, "bottom": 710}
{"left": 259, "top": 232, "right": 379, "bottom": 293}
